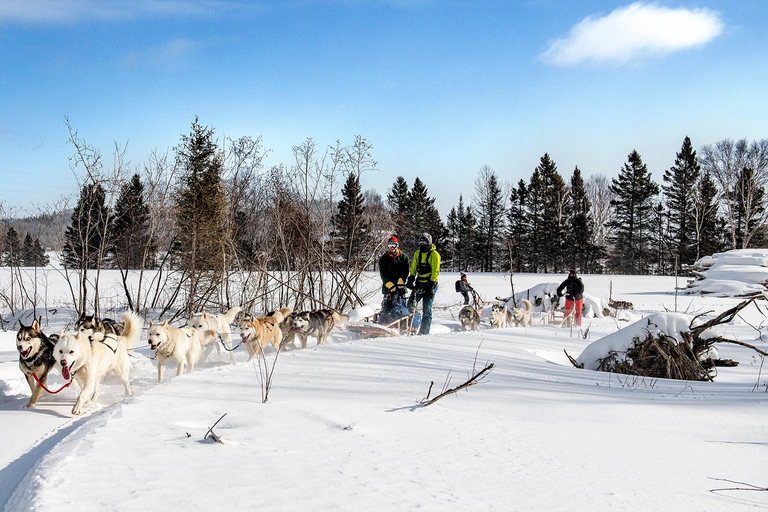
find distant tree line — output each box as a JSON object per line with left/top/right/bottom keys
{"left": 0, "top": 226, "right": 49, "bottom": 267}
{"left": 9, "top": 121, "right": 768, "bottom": 317}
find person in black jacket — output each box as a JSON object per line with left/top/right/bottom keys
{"left": 379, "top": 236, "right": 409, "bottom": 295}
{"left": 557, "top": 269, "right": 585, "bottom": 326}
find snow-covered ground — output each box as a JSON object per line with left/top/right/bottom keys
{"left": 1, "top": 271, "right": 767, "bottom": 511}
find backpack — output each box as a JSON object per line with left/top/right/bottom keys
{"left": 455, "top": 280, "right": 462, "bottom": 292}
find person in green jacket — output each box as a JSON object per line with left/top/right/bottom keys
{"left": 406, "top": 232, "right": 441, "bottom": 334}
{"left": 378, "top": 235, "right": 409, "bottom": 295}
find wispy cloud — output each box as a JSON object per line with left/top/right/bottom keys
{"left": 119, "top": 38, "right": 198, "bottom": 68}
{"left": 0, "top": 0, "right": 257, "bottom": 24}
{"left": 541, "top": 2, "right": 724, "bottom": 66}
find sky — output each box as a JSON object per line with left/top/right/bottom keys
{"left": 1, "top": 0, "right": 767, "bottom": 217}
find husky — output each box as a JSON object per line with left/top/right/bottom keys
{"left": 290, "top": 309, "right": 349, "bottom": 348}
{"left": 237, "top": 311, "right": 284, "bottom": 358}
{"left": 147, "top": 321, "right": 218, "bottom": 383}
{"left": 53, "top": 311, "right": 141, "bottom": 415}
{"left": 16, "top": 319, "right": 59, "bottom": 408}
{"left": 266, "top": 307, "right": 296, "bottom": 347}
{"left": 511, "top": 299, "right": 534, "bottom": 327}
{"left": 186, "top": 306, "right": 241, "bottom": 362}
{"left": 75, "top": 312, "right": 125, "bottom": 338}
{"left": 489, "top": 304, "right": 513, "bottom": 329}
{"left": 458, "top": 305, "right": 480, "bottom": 331}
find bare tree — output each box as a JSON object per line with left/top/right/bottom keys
{"left": 585, "top": 173, "right": 615, "bottom": 251}
{"left": 700, "top": 139, "right": 768, "bottom": 249}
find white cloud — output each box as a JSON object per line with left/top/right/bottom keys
{"left": 0, "top": 0, "right": 256, "bottom": 24}
{"left": 119, "top": 38, "right": 197, "bottom": 68}
{"left": 541, "top": 2, "right": 724, "bottom": 66}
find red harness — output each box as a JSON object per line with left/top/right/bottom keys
{"left": 32, "top": 372, "right": 73, "bottom": 394}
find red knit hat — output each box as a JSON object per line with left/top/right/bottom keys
{"left": 387, "top": 236, "right": 399, "bottom": 245}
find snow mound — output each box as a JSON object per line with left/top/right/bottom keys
{"left": 685, "top": 249, "right": 768, "bottom": 297}
{"left": 575, "top": 312, "right": 702, "bottom": 370}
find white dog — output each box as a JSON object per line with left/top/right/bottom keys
{"left": 54, "top": 311, "right": 141, "bottom": 415}
{"left": 186, "top": 306, "right": 241, "bottom": 362}
{"left": 147, "top": 321, "right": 217, "bottom": 383}
{"left": 512, "top": 299, "right": 534, "bottom": 327}
{"left": 489, "top": 304, "right": 512, "bottom": 329}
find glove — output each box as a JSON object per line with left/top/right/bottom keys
{"left": 406, "top": 275, "right": 415, "bottom": 289}
{"left": 429, "top": 281, "right": 437, "bottom": 294}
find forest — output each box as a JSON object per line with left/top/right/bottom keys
{"left": 1, "top": 118, "right": 766, "bottom": 318}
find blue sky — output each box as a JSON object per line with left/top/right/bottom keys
{"left": 1, "top": 0, "right": 766, "bottom": 217}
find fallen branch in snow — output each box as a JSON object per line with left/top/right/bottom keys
{"left": 709, "top": 477, "right": 768, "bottom": 493}
{"left": 420, "top": 363, "right": 494, "bottom": 407}
{"left": 204, "top": 413, "right": 227, "bottom": 444}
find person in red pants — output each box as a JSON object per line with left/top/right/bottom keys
{"left": 557, "top": 269, "right": 585, "bottom": 326}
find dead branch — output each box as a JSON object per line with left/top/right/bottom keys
{"left": 203, "top": 413, "right": 227, "bottom": 444}
{"left": 564, "top": 350, "right": 583, "bottom": 368}
{"left": 709, "top": 477, "right": 768, "bottom": 493}
{"left": 421, "top": 363, "right": 494, "bottom": 407}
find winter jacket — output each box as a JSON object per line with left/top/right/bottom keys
{"left": 379, "top": 250, "right": 410, "bottom": 294}
{"left": 410, "top": 244, "right": 441, "bottom": 289}
{"left": 557, "top": 275, "right": 584, "bottom": 301}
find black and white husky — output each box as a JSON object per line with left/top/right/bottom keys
{"left": 75, "top": 312, "right": 125, "bottom": 339}
{"left": 16, "top": 319, "right": 58, "bottom": 408}
{"left": 290, "top": 309, "right": 349, "bottom": 348}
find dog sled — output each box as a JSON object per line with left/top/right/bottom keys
{"left": 346, "top": 280, "right": 419, "bottom": 338}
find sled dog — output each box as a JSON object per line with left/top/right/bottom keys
{"left": 512, "top": 299, "right": 534, "bottom": 328}
{"left": 290, "top": 309, "right": 349, "bottom": 348}
{"left": 237, "top": 311, "right": 284, "bottom": 358}
{"left": 54, "top": 311, "right": 141, "bottom": 415}
{"left": 186, "top": 306, "right": 241, "bottom": 361}
{"left": 148, "top": 321, "right": 217, "bottom": 383}
{"left": 458, "top": 305, "right": 480, "bottom": 331}
{"left": 267, "top": 308, "right": 296, "bottom": 347}
{"left": 16, "top": 319, "right": 58, "bottom": 407}
{"left": 489, "top": 304, "right": 513, "bottom": 329}
{"left": 75, "top": 312, "right": 125, "bottom": 338}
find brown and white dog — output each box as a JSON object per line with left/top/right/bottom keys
{"left": 237, "top": 311, "right": 286, "bottom": 358}
{"left": 54, "top": 311, "right": 141, "bottom": 415}
{"left": 147, "top": 321, "right": 217, "bottom": 383}
{"left": 458, "top": 305, "right": 480, "bottom": 331}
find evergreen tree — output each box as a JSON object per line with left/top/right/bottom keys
{"left": 175, "top": 118, "right": 230, "bottom": 273}
{"left": 2, "top": 227, "right": 22, "bottom": 267}
{"left": 533, "top": 154, "right": 568, "bottom": 272}
{"left": 401, "top": 177, "right": 444, "bottom": 255}
{"left": 447, "top": 195, "right": 478, "bottom": 271}
{"left": 608, "top": 150, "right": 660, "bottom": 274}
{"left": 21, "top": 234, "right": 49, "bottom": 267}
{"left": 507, "top": 180, "right": 529, "bottom": 272}
{"left": 662, "top": 136, "right": 700, "bottom": 269}
{"left": 62, "top": 182, "right": 111, "bottom": 269}
{"left": 332, "top": 172, "right": 370, "bottom": 264}
{"left": 386, "top": 176, "right": 410, "bottom": 238}
{"left": 112, "top": 173, "right": 153, "bottom": 269}
{"left": 526, "top": 168, "right": 545, "bottom": 272}
{"left": 567, "top": 167, "right": 597, "bottom": 272}
{"left": 695, "top": 171, "right": 724, "bottom": 258}
{"left": 473, "top": 165, "right": 506, "bottom": 272}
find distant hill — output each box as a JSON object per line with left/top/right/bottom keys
{"left": 4, "top": 209, "right": 71, "bottom": 252}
